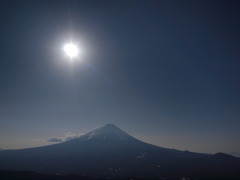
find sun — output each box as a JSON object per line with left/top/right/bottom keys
{"left": 63, "top": 43, "right": 79, "bottom": 59}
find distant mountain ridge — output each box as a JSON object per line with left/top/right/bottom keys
{"left": 0, "top": 124, "right": 240, "bottom": 178}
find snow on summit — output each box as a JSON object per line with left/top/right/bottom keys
{"left": 78, "top": 124, "right": 133, "bottom": 140}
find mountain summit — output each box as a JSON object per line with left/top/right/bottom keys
{"left": 0, "top": 124, "right": 240, "bottom": 178}
{"left": 78, "top": 124, "right": 133, "bottom": 141}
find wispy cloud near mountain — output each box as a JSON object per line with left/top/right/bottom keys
{"left": 47, "top": 132, "right": 83, "bottom": 143}
{"left": 47, "top": 137, "right": 63, "bottom": 143}
{"left": 227, "top": 152, "right": 240, "bottom": 157}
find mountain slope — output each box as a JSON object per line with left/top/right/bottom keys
{"left": 0, "top": 124, "right": 240, "bottom": 178}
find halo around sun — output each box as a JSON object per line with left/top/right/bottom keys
{"left": 63, "top": 43, "right": 79, "bottom": 59}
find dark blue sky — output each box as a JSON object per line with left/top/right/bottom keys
{"left": 0, "top": 0, "right": 240, "bottom": 153}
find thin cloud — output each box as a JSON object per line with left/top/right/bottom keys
{"left": 47, "top": 138, "right": 63, "bottom": 143}
{"left": 47, "top": 132, "right": 83, "bottom": 143}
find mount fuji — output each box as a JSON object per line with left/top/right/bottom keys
{"left": 0, "top": 124, "right": 240, "bottom": 178}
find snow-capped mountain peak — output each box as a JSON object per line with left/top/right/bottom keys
{"left": 79, "top": 124, "right": 133, "bottom": 141}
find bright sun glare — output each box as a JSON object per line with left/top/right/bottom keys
{"left": 63, "top": 43, "right": 79, "bottom": 59}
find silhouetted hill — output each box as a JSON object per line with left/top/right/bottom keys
{"left": 0, "top": 170, "right": 92, "bottom": 180}
{"left": 0, "top": 124, "right": 240, "bottom": 178}
{"left": 1, "top": 170, "right": 240, "bottom": 180}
